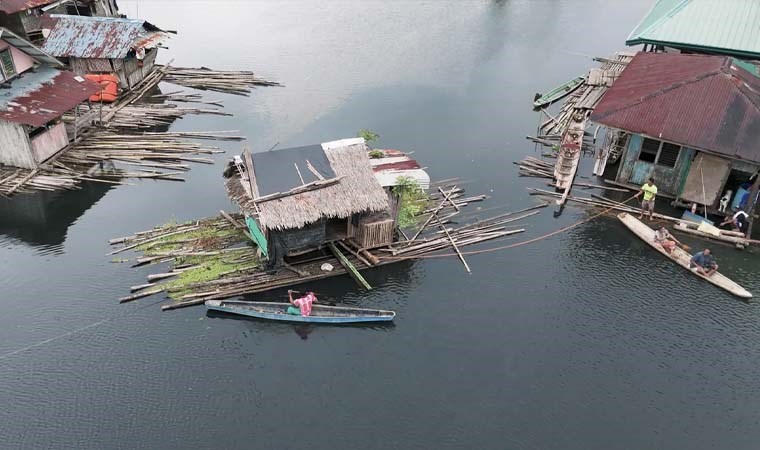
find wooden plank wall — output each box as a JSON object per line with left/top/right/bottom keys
{"left": 0, "top": 120, "right": 35, "bottom": 169}
{"left": 30, "top": 122, "right": 68, "bottom": 164}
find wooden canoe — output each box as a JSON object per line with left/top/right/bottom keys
{"left": 205, "top": 300, "right": 396, "bottom": 323}
{"left": 533, "top": 75, "right": 586, "bottom": 108}
{"left": 618, "top": 213, "right": 752, "bottom": 299}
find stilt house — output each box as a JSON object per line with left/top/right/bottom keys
{"left": 626, "top": 0, "right": 760, "bottom": 60}
{"left": 0, "top": 27, "right": 101, "bottom": 169}
{"left": 41, "top": 15, "right": 169, "bottom": 90}
{"left": 0, "top": 0, "right": 119, "bottom": 43}
{"left": 225, "top": 138, "right": 392, "bottom": 267}
{"left": 591, "top": 52, "right": 760, "bottom": 214}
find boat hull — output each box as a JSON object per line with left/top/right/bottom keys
{"left": 533, "top": 75, "right": 586, "bottom": 108}
{"left": 618, "top": 213, "right": 752, "bottom": 299}
{"left": 205, "top": 300, "right": 396, "bottom": 323}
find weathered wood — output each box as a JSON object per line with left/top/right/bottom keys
{"left": 328, "top": 243, "right": 372, "bottom": 290}
{"left": 119, "top": 288, "right": 165, "bottom": 303}
{"left": 436, "top": 217, "right": 471, "bottom": 273}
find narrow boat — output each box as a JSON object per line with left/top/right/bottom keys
{"left": 617, "top": 213, "right": 752, "bottom": 299}
{"left": 205, "top": 300, "right": 396, "bottom": 323}
{"left": 533, "top": 75, "right": 586, "bottom": 108}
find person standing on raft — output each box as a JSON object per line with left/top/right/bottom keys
{"left": 635, "top": 177, "right": 658, "bottom": 221}
{"left": 287, "top": 290, "right": 317, "bottom": 317}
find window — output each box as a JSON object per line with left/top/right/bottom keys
{"left": 0, "top": 49, "right": 16, "bottom": 81}
{"left": 638, "top": 137, "right": 681, "bottom": 168}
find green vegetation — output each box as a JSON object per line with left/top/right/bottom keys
{"left": 357, "top": 129, "right": 380, "bottom": 143}
{"left": 137, "top": 222, "right": 260, "bottom": 299}
{"left": 392, "top": 176, "right": 429, "bottom": 228}
{"left": 368, "top": 149, "right": 385, "bottom": 159}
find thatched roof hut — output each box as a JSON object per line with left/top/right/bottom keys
{"left": 226, "top": 138, "right": 389, "bottom": 231}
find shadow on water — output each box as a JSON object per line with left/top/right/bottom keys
{"left": 0, "top": 181, "right": 113, "bottom": 250}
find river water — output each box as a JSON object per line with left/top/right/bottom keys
{"left": 2, "top": 1, "right": 760, "bottom": 449}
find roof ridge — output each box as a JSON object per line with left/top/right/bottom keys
{"left": 628, "top": 0, "right": 690, "bottom": 42}
{"left": 728, "top": 66, "right": 760, "bottom": 114}
{"left": 594, "top": 63, "right": 725, "bottom": 121}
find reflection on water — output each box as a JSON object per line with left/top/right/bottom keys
{"left": 0, "top": 182, "right": 112, "bottom": 252}
{"left": 3, "top": 2, "right": 760, "bottom": 450}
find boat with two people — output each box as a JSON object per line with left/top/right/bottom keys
{"left": 617, "top": 213, "right": 752, "bottom": 300}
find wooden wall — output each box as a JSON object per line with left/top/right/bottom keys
{"left": 616, "top": 134, "right": 695, "bottom": 197}
{"left": 0, "top": 40, "right": 35, "bottom": 75}
{"left": 0, "top": 120, "right": 34, "bottom": 169}
{"left": 30, "top": 122, "right": 68, "bottom": 164}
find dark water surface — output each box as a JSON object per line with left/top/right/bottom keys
{"left": 3, "top": 1, "right": 760, "bottom": 449}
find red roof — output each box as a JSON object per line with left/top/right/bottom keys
{"left": 591, "top": 52, "right": 760, "bottom": 163}
{"left": 0, "top": 70, "right": 102, "bottom": 127}
{"left": 0, "top": 0, "right": 58, "bottom": 14}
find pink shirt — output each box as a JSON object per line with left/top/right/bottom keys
{"left": 293, "top": 293, "right": 316, "bottom": 317}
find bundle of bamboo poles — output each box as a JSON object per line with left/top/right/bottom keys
{"left": 515, "top": 156, "right": 554, "bottom": 179}
{"left": 107, "top": 182, "right": 547, "bottom": 310}
{"left": 161, "top": 66, "right": 282, "bottom": 96}
{"left": 105, "top": 103, "right": 232, "bottom": 129}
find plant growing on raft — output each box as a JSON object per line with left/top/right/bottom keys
{"left": 357, "top": 129, "right": 380, "bottom": 143}
{"left": 392, "top": 176, "right": 429, "bottom": 228}
{"left": 368, "top": 149, "right": 385, "bottom": 159}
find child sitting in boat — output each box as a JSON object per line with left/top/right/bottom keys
{"left": 287, "top": 290, "right": 317, "bottom": 317}
{"left": 690, "top": 249, "right": 719, "bottom": 277}
{"left": 654, "top": 226, "right": 681, "bottom": 254}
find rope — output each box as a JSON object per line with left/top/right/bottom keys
{"left": 0, "top": 297, "right": 168, "bottom": 361}
{"left": 381, "top": 194, "right": 640, "bottom": 262}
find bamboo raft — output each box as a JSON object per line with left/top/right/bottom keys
{"left": 109, "top": 181, "right": 546, "bottom": 311}
{"left": 161, "top": 66, "right": 282, "bottom": 96}
{"left": 0, "top": 64, "right": 280, "bottom": 196}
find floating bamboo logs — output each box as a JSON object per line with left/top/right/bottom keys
{"left": 161, "top": 66, "right": 282, "bottom": 96}
{"left": 110, "top": 190, "right": 542, "bottom": 310}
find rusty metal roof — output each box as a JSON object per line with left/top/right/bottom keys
{"left": 0, "top": 0, "right": 58, "bottom": 14}
{"left": 591, "top": 52, "right": 760, "bottom": 163}
{"left": 0, "top": 67, "right": 101, "bottom": 127}
{"left": 42, "top": 15, "right": 168, "bottom": 59}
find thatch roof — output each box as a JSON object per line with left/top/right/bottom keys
{"left": 226, "top": 138, "right": 389, "bottom": 231}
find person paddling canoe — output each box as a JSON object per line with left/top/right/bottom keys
{"left": 654, "top": 226, "right": 682, "bottom": 254}
{"left": 287, "top": 290, "right": 317, "bottom": 317}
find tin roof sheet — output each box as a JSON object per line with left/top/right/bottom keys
{"left": 0, "top": 27, "right": 62, "bottom": 66}
{"left": 42, "top": 15, "right": 168, "bottom": 59}
{"left": 0, "top": 0, "right": 58, "bottom": 14}
{"left": 0, "top": 67, "right": 101, "bottom": 126}
{"left": 626, "top": 0, "right": 760, "bottom": 59}
{"left": 591, "top": 52, "right": 760, "bottom": 163}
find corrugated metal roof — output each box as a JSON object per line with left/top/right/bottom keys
{"left": 591, "top": 52, "right": 760, "bottom": 163}
{"left": 0, "top": 67, "right": 101, "bottom": 126}
{"left": 626, "top": 0, "right": 760, "bottom": 59}
{"left": 0, "top": 0, "right": 58, "bottom": 14}
{"left": 42, "top": 15, "right": 168, "bottom": 59}
{"left": 0, "top": 27, "right": 62, "bottom": 66}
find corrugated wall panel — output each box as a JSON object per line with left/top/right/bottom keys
{"left": 0, "top": 120, "right": 34, "bottom": 168}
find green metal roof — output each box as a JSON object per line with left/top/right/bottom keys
{"left": 626, "top": 0, "right": 760, "bottom": 59}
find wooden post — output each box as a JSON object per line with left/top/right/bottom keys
{"left": 744, "top": 170, "right": 760, "bottom": 238}
{"left": 328, "top": 243, "right": 372, "bottom": 290}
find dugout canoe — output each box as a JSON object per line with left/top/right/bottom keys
{"left": 533, "top": 75, "right": 586, "bottom": 108}
{"left": 618, "top": 213, "right": 752, "bottom": 299}
{"left": 205, "top": 300, "right": 396, "bottom": 323}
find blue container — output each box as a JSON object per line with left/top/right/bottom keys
{"left": 732, "top": 187, "right": 749, "bottom": 210}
